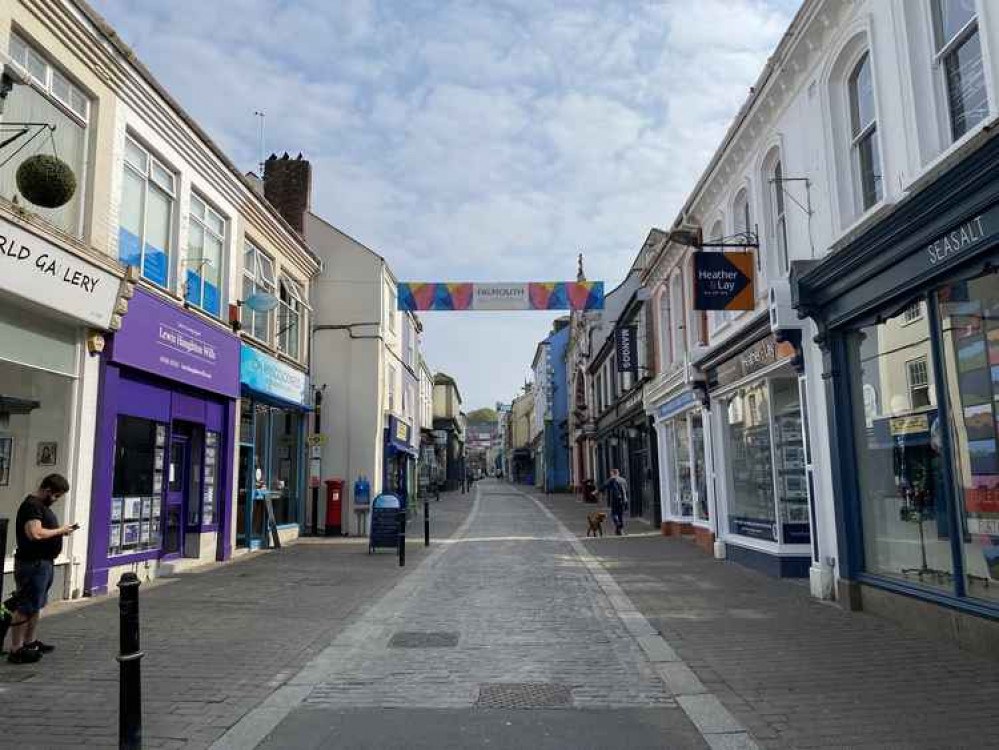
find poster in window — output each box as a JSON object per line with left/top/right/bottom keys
{"left": 154, "top": 449, "right": 164, "bottom": 471}
{"left": 139, "top": 521, "right": 150, "bottom": 545}
{"left": 111, "top": 497, "right": 124, "bottom": 522}
{"left": 0, "top": 436, "right": 12, "bottom": 486}
{"left": 152, "top": 473, "right": 163, "bottom": 495}
{"left": 108, "top": 522, "right": 121, "bottom": 555}
{"left": 124, "top": 497, "right": 142, "bottom": 521}
{"left": 155, "top": 424, "right": 166, "bottom": 447}
{"left": 141, "top": 496, "right": 153, "bottom": 521}
{"left": 122, "top": 522, "right": 140, "bottom": 547}
{"left": 964, "top": 404, "right": 994, "bottom": 441}
{"left": 150, "top": 515, "right": 161, "bottom": 543}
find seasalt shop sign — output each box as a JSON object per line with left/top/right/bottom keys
{"left": 0, "top": 215, "right": 119, "bottom": 328}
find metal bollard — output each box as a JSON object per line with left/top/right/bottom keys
{"left": 424, "top": 498, "right": 430, "bottom": 547}
{"left": 117, "top": 572, "right": 144, "bottom": 750}
{"left": 398, "top": 510, "right": 406, "bottom": 567}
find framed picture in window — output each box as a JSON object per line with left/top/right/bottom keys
{"left": 36, "top": 441, "right": 57, "bottom": 466}
{"left": 141, "top": 497, "right": 153, "bottom": 521}
{"left": 0, "top": 436, "right": 12, "bottom": 486}
{"left": 139, "top": 521, "right": 150, "bottom": 545}
{"left": 108, "top": 522, "right": 121, "bottom": 555}
{"left": 111, "top": 497, "right": 124, "bottom": 523}
{"left": 155, "top": 424, "right": 167, "bottom": 447}
{"left": 122, "top": 522, "right": 140, "bottom": 547}
{"left": 152, "top": 474, "right": 163, "bottom": 495}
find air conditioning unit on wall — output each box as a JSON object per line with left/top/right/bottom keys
{"left": 769, "top": 279, "right": 808, "bottom": 332}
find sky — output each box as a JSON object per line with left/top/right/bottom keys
{"left": 90, "top": 0, "right": 798, "bottom": 411}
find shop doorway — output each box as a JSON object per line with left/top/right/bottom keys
{"left": 164, "top": 433, "right": 188, "bottom": 557}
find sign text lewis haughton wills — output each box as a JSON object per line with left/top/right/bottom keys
{"left": 927, "top": 215, "right": 987, "bottom": 265}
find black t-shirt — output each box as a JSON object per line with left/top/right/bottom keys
{"left": 14, "top": 495, "right": 62, "bottom": 562}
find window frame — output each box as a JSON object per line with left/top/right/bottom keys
{"left": 277, "top": 275, "right": 305, "bottom": 361}
{"left": 658, "top": 289, "right": 672, "bottom": 371}
{"left": 241, "top": 241, "right": 277, "bottom": 345}
{"left": 185, "top": 192, "right": 228, "bottom": 317}
{"left": 771, "top": 159, "right": 790, "bottom": 274}
{"left": 905, "top": 356, "right": 931, "bottom": 410}
{"left": 8, "top": 32, "right": 90, "bottom": 125}
{"left": 120, "top": 135, "right": 177, "bottom": 290}
{"left": 847, "top": 51, "right": 883, "bottom": 213}
{"left": 931, "top": 0, "right": 988, "bottom": 143}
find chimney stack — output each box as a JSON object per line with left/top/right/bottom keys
{"left": 263, "top": 152, "right": 311, "bottom": 234}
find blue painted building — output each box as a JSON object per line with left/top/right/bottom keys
{"left": 545, "top": 319, "right": 571, "bottom": 492}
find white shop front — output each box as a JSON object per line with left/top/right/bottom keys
{"left": 0, "top": 209, "right": 123, "bottom": 601}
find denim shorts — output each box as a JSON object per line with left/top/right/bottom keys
{"left": 13, "top": 559, "right": 55, "bottom": 615}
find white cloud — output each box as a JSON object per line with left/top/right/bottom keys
{"left": 90, "top": 0, "right": 795, "bottom": 409}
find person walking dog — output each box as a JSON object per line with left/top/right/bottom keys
{"left": 7, "top": 474, "right": 76, "bottom": 664}
{"left": 601, "top": 468, "right": 629, "bottom": 536}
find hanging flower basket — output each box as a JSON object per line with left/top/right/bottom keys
{"left": 16, "top": 154, "right": 77, "bottom": 209}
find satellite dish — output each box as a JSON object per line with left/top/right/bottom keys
{"left": 243, "top": 292, "right": 279, "bottom": 313}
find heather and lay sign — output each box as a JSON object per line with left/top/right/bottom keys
{"left": 692, "top": 252, "right": 755, "bottom": 311}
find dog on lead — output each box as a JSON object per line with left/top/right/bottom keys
{"left": 586, "top": 511, "right": 608, "bottom": 537}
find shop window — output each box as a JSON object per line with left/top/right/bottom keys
{"left": 938, "top": 274, "right": 999, "bottom": 604}
{"left": 2, "top": 34, "right": 89, "bottom": 237}
{"left": 242, "top": 242, "right": 276, "bottom": 343}
{"left": 932, "top": 0, "right": 987, "bottom": 142}
{"left": 771, "top": 377, "right": 809, "bottom": 542}
{"left": 846, "top": 306, "right": 954, "bottom": 591}
{"left": 725, "top": 383, "right": 777, "bottom": 541}
{"left": 0, "top": 359, "right": 74, "bottom": 558}
{"left": 278, "top": 276, "right": 305, "bottom": 361}
{"left": 848, "top": 52, "right": 883, "bottom": 212}
{"left": 270, "top": 411, "right": 301, "bottom": 526}
{"left": 185, "top": 194, "right": 226, "bottom": 317}
{"left": 670, "top": 419, "right": 693, "bottom": 518}
{"left": 109, "top": 416, "right": 166, "bottom": 557}
{"left": 119, "top": 136, "right": 176, "bottom": 289}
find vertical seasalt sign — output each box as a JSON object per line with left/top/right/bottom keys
{"left": 615, "top": 326, "right": 638, "bottom": 373}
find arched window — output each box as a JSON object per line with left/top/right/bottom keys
{"left": 733, "top": 188, "right": 754, "bottom": 267}
{"left": 670, "top": 272, "right": 686, "bottom": 362}
{"left": 848, "top": 52, "right": 882, "bottom": 211}
{"left": 658, "top": 289, "right": 672, "bottom": 370}
{"left": 764, "top": 150, "right": 790, "bottom": 275}
{"left": 708, "top": 220, "right": 727, "bottom": 332}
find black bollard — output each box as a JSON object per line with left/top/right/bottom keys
{"left": 398, "top": 509, "right": 406, "bottom": 567}
{"left": 424, "top": 498, "right": 430, "bottom": 547}
{"left": 117, "top": 573, "right": 144, "bottom": 750}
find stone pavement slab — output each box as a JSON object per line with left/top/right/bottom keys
{"left": 233, "top": 480, "right": 721, "bottom": 749}
{"left": 535, "top": 485, "right": 999, "bottom": 750}
{"left": 0, "top": 490, "right": 473, "bottom": 750}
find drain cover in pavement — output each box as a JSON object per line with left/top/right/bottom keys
{"left": 388, "top": 631, "right": 459, "bottom": 648}
{"left": 474, "top": 682, "right": 574, "bottom": 709}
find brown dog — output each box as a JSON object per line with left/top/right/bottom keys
{"left": 586, "top": 511, "right": 607, "bottom": 537}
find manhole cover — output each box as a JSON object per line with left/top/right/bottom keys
{"left": 388, "top": 631, "right": 459, "bottom": 648}
{"left": 475, "top": 682, "right": 574, "bottom": 709}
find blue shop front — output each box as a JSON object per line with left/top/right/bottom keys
{"left": 237, "top": 344, "right": 310, "bottom": 549}
{"left": 793, "top": 128, "right": 999, "bottom": 653}
{"left": 384, "top": 415, "right": 418, "bottom": 505}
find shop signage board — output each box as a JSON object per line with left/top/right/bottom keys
{"left": 615, "top": 326, "right": 638, "bottom": 373}
{"left": 712, "top": 333, "right": 797, "bottom": 389}
{"left": 890, "top": 414, "right": 930, "bottom": 436}
{"left": 925, "top": 210, "right": 996, "bottom": 267}
{"left": 0, "top": 215, "right": 120, "bottom": 328}
{"left": 111, "top": 288, "right": 241, "bottom": 398}
{"left": 240, "top": 344, "right": 309, "bottom": 406}
{"left": 692, "top": 252, "right": 755, "bottom": 311}
{"left": 397, "top": 281, "right": 605, "bottom": 311}
{"left": 658, "top": 391, "right": 697, "bottom": 421}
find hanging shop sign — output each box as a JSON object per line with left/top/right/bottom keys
{"left": 240, "top": 344, "right": 309, "bottom": 407}
{"left": 711, "top": 333, "right": 797, "bottom": 389}
{"left": 615, "top": 326, "right": 639, "bottom": 373}
{"left": 398, "top": 281, "right": 605, "bottom": 311}
{"left": 0, "top": 214, "right": 120, "bottom": 328}
{"left": 692, "top": 252, "right": 755, "bottom": 311}
{"left": 111, "top": 288, "right": 240, "bottom": 398}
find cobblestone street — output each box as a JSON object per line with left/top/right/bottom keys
{"left": 6, "top": 481, "right": 999, "bottom": 749}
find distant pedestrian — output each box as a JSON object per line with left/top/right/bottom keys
{"left": 7, "top": 474, "right": 76, "bottom": 664}
{"left": 601, "top": 468, "right": 629, "bottom": 535}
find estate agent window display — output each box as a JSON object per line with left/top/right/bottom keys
{"left": 845, "top": 271, "right": 999, "bottom": 606}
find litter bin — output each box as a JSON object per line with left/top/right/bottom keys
{"left": 368, "top": 494, "right": 403, "bottom": 554}
{"left": 325, "top": 478, "right": 344, "bottom": 536}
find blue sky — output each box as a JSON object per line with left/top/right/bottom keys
{"left": 91, "top": 0, "right": 797, "bottom": 410}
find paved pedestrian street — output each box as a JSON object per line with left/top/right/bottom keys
{"left": 5, "top": 480, "right": 999, "bottom": 749}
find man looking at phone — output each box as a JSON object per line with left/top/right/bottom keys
{"left": 7, "top": 473, "right": 76, "bottom": 664}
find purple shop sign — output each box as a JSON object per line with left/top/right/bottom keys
{"left": 111, "top": 288, "right": 240, "bottom": 399}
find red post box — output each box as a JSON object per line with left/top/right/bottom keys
{"left": 325, "top": 478, "right": 344, "bottom": 536}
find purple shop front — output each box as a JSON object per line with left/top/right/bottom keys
{"left": 85, "top": 288, "right": 240, "bottom": 595}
